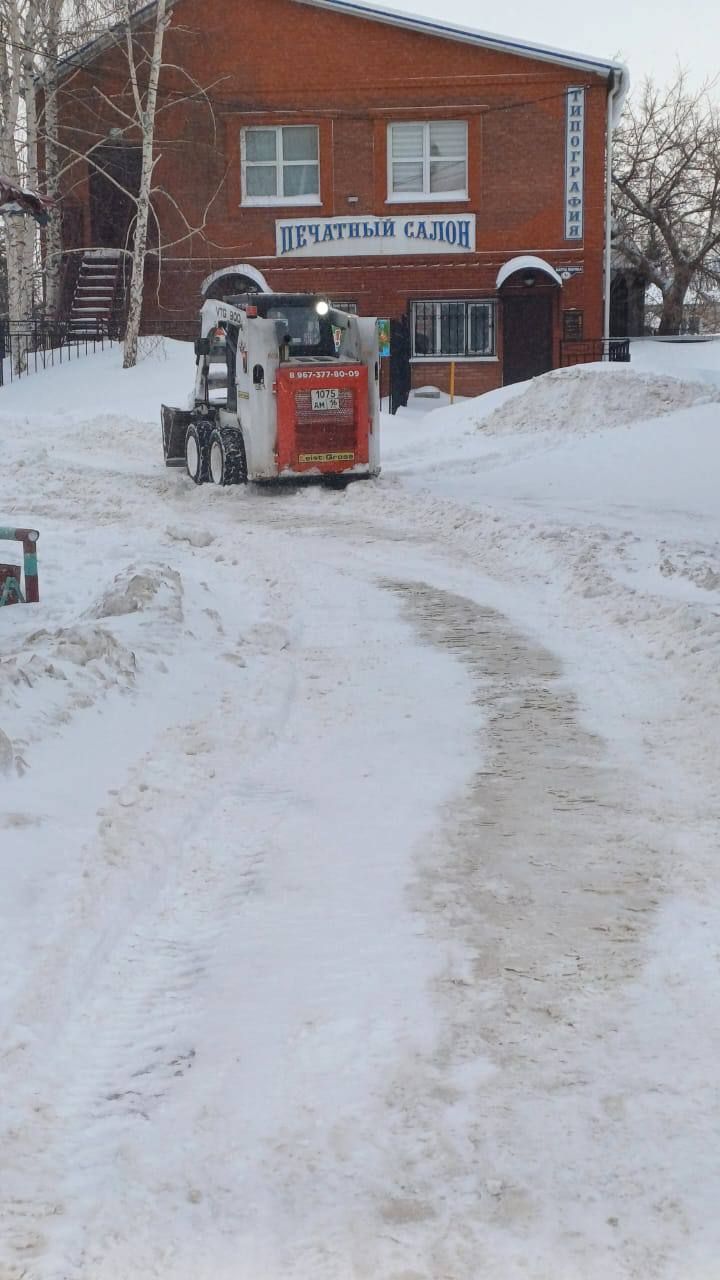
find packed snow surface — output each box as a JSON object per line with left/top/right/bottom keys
{"left": 1, "top": 337, "right": 719, "bottom": 1279}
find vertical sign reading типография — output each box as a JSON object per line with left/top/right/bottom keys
{"left": 565, "top": 87, "right": 585, "bottom": 240}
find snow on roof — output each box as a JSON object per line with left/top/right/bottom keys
{"left": 296, "top": 0, "right": 629, "bottom": 119}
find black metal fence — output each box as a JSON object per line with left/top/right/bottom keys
{"left": 0, "top": 318, "right": 114, "bottom": 387}
{"left": 138, "top": 319, "right": 198, "bottom": 342}
{"left": 561, "top": 338, "right": 631, "bottom": 366}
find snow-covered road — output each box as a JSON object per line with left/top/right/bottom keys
{"left": 1, "top": 343, "right": 719, "bottom": 1278}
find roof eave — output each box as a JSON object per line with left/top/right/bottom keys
{"left": 50, "top": 0, "right": 169, "bottom": 83}
{"left": 50, "top": 0, "right": 630, "bottom": 117}
{"left": 296, "top": 0, "right": 629, "bottom": 105}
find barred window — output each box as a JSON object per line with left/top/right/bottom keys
{"left": 411, "top": 300, "right": 496, "bottom": 357}
{"left": 242, "top": 126, "right": 320, "bottom": 205}
{"left": 388, "top": 122, "right": 468, "bottom": 200}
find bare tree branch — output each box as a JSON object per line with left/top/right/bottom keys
{"left": 613, "top": 70, "right": 720, "bottom": 332}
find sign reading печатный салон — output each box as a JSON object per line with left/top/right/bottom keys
{"left": 276, "top": 214, "right": 476, "bottom": 258}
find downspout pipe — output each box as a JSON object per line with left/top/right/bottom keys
{"left": 604, "top": 69, "right": 625, "bottom": 351}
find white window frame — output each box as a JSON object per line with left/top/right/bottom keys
{"left": 387, "top": 121, "right": 468, "bottom": 203}
{"left": 410, "top": 299, "right": 497, "bottom": 361}
{"left": 241, "top": 125, "right": 321, "bottom": 207}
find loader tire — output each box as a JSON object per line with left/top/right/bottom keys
{"left": 208, "top": 426, "right": 247, "bottom": 486}
{"left": 185, "top": 420, "right": 212, "bottom": 485}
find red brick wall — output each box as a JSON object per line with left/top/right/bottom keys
{"left": 411, "top": 361, "right": 501, "bottom": 398}
{"left": 53, "top": 0, "right": 611, "bottom": 391}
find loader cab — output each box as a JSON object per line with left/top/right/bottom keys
{"left": 227, "top": 293, "right": 338, "bottom": 361}
{"left": 195, "top": 325, "right": 231, "bottom": 407}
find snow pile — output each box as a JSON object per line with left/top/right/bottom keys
{"left": 659, "top": 547, "right": 720, "bottom": 592}
{"left": 470, "top": 365, "right": 720, "bottom": 436}
{"left": 0, "top": 564, "right": 185, "bottom": 770}
{"left": 0, "top": 622, "right": 137, "bottom": 775}
{"left": 90, "top": 564, "right": 183, "bottom": 621}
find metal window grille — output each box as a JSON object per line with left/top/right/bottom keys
{"left": 467, "top": 303, "right": 495, "bottom": 355}
{"left": 411, "top": 300, "right": 495, "bottom": 357}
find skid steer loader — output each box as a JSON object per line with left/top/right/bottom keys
{"left": 162, "top": 293, "right": 380, "bottom": 486}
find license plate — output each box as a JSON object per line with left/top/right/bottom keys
{"left": 311, "top": 389, "right": 340, "bottom": 412}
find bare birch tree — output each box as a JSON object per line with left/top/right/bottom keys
{"left": 0, "top": 0, "right": 42, "bottom": 330}
{"left": 36, "top": 0, "right": 227, "bottom": 367}
{"left": 38, "top": 0, "right": 64, "bottom": 313}
{"left": 120, "top": 0, "right": 167, "bottom": 367}
{"left": 1, "top": 0, "right": 104, "bottom": 329}
{"left": 613, "top": 72, "right": 720, "bottom": 334}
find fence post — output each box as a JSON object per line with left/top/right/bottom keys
{"left": 0, "top": 527, "right": 39, "bottom": 603}
{"left": 22, "top": 531, "right": 39, "bottom": 602}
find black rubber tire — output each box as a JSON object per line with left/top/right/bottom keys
{"left": 208, "top": 426, "right": 248, "bottom": 486}
{"left": 185, "top": 419, "right": 213, "bottom": 484}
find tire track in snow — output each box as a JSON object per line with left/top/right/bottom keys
{"left": 360, "top": 580, "right": 675, "bottom": 1278}
{"left": 0, "top": 604, "right": 300, "bottom": 1280}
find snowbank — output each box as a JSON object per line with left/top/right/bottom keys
{"left": 419, "top": 364, "right": 720, "bottom": 437}
{"left": 631, "top": 334, "right": 720, "bottom": 387}
{"left": 0, "top": 336, "right": 192, "bottom": 425}
{"left": 476, "top": 365, "right": 719, "bottom": 435}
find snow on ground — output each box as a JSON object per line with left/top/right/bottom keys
{"left": 1, "top": 337, "right": 719, "bottom": 1278}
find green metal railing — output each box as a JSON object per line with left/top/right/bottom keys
{"left": 0, "top": 527, "right": 39, "bottom": 604}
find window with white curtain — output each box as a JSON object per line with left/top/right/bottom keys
{"left": 388, "top": 121, "right": 468, "bottom": 201}
{"left": 241, "top": 126, "right": 320, "bottom": 205}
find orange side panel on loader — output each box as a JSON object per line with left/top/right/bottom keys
{"left": 276, "top": 365, "right": 370, "bottom": 475}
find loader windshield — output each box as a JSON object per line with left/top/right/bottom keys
{"left": 266, "top": 303, "right": 336, "bottom": 358}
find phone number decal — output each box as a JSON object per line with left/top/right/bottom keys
{"left": 288, "top": 369, "right": 360, "bottom": 380}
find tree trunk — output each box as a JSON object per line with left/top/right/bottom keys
{"left": 123, "top": 0, "right": 167, "bottom": 369}
{"left": 41, "top": 1, "right": 63, "bottom": 317}
{"left": 658, "top": 277, "right": 690, "bottom": 335}
{"left": 4, "top": 219, "right": 34, "bottom": 372}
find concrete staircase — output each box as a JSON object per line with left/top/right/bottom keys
{"left": 67, "top": 250, "right": 123, "bottom": 339}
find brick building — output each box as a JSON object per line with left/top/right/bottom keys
{"left": 51, "top": 0, "right": 628, "bottom": 397}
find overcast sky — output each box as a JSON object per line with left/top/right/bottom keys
{"left": 384, "top": 0, "right": 719, "bottom": 90}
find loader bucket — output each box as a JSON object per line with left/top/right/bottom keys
{"left": 161, "top": 405, "right": 193, "bottom": 467}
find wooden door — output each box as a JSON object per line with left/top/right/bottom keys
{"left": 502, "top": 293, "right": 554, "bottom": 385}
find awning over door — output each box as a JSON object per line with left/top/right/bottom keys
{"left": 496, "top": 256, "right": 563, "bottom": 289}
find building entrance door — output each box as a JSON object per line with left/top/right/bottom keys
{"left": 89, "top": 146, "right": 142, "bottom": 248}
{"left": 502, "top": 293, "right": 554, "bottom": 385}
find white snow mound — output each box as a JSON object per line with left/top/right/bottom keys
{"left": 473, "top": 366, "right": 720, "bottom": 437}
{"left": 0, "top": 566, "right": 185, "bottom": 769}
{"left": 91, "top": 565, "right": 183, "bottom": 621}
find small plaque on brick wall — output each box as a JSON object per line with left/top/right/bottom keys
{"left": 563, "top": 309, "right": 584, "bottom": 340}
